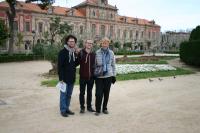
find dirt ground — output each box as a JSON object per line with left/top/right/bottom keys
{"left": 0, "top": 60, "right": 200, "bottom": 133}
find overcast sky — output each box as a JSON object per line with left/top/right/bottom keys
{"left": 1, "top": 0, "right": 200, "bottom": 32}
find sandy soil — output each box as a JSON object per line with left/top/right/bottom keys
{"left": 0, "top": 60, "right": 200, "bottom": 133}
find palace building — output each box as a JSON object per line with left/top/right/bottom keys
{"left": 0, "top": 0, "right": 161, "bottom": 52}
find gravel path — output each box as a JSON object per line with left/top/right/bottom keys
{"left": 0, "top": 61, "right": 200, "bottom": 133}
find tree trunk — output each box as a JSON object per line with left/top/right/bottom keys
{"left": 49, "top": 62, "right": 58, "bottom": 75}
{"left": 6, "top": 1, "right": 16, "bottom": 55}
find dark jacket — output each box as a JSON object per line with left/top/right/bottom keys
{"left": 78, "top": 49, "right": 95, "bottom": 80}
{"left": 58, "top": 48, "right": 79, "bottom": 84}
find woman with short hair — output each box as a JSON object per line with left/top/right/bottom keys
{"left": 94, "top": 37, "right": 116, "bottom": 116}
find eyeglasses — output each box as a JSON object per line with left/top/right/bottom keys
{"left": 68, "top": 41, "right": 75, "bottom": 43}
{"left": 87, "top": 42, "right": 93, "bottom": 45}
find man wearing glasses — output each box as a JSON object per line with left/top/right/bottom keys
{"left": 58, "top": 35, "right": 79, "bottom": 117}
{"left": 78, "top": 39, "right": 96, "bottom": 113}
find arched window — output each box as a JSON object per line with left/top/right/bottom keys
{"left": 92, "top": 24, "right": 96, "bottom": 36}
{"left": 123, "top": 30, "right": 127, "bottom": 39}
{"left": 101, "top": 25, "right": 106, "bottom": 37}
{"left": 93, "top": 10, "right": 96, "bottom": 17}
{"left": 117, "top": 29, "right": 120, "bottom": 39}
{"left": 110, "top": 13, "right": 113, "bottom": 19}
{"left": 80, "top": 26, "right": 83, "bottom": 35}
{"left": 130, "top": 30, "right": 133, "bottom": 39}
{"left": 110, "top": 26, "right": 114, "bottom": 38}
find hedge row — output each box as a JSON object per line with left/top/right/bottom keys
{"left": 115, "top": 50, "right": 144, "bottom": 55}
{"left": 180, "top": 40, "right": 200, "bottom": 66}
{"left": 163, "top": 51, "right": 179, "bottom": 54}
{"left": 0, "top": 54, "right": 43, "bottom": 63}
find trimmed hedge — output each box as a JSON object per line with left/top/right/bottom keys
{"left": 115, "top": 50, "right": 144, "bottom": 55}
{"left": 180, "top": 40, "right": 200, "bottom": 66}
{"left": 163, "top": 51, "right": 180, "bottom": 54}
{"left": 0, "top": 54, "right": 43, "bottom": 63}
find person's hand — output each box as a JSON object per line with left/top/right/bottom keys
{"left": 75, "top": 47, "right": 81, "bottom": 54}
{"left": 111, "top": 76, "right": 116, "bottom": 84}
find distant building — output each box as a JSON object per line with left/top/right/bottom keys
{"left": 161, "top": 31, "right": 190, "bottom": 51}
{"left": 0, "top": 0, "right": 161, "bottom": 53}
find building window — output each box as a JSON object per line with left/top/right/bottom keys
{"left": 130, "top": 30, "right": 133, "bottom": 39}
{"left": 102, "top": 12, "right": 105, "bottom": 19}
{"left": 25, "top": 22, "right": 30, "bottom": 32}
{"left": 100, "top": 25, "right": 105, "bottom": 37}
{"left": 136, "top": 30, "right": 139, "bottom": 40}
{"left": 152, "top": 32, "right": 156, "bottom": 39}
{"left": 117, "top": 29, "right": 120, "bottom": 39}
{"left": 0, "top": 19, "right": 5, "bottom": 24}
{"left": 110, "top": 26, "right": 113, "bottom": 38}
{"left": 92, "top": 24, "right": 96, "bottom": 36}
{"left": 14, "top": 21, "right": 18, "bottom": 31}
{"left": 38, "top": 22, "right": 43, "bottom": 33}
{"left": 80, "top": 26, "right": 83, "bottom": 35}
{"left": 24, "top": 40, "right": 31, "bottom": 50}
{"left": 149, "top": 32, "right": 151, "bottom": 39}
{"left": 141, "top": 31, "right": 144, "bottom": 38}
{"left": 123, "top": 30, "right": 127, "bottom": 39}
{"left": 110, "top": 13, "right": 113, "bottom": 19}
{"left": 93, "top": 10, "right": 96, "bottom": 17}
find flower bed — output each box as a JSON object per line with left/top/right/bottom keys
{"left": 116, "top": 64, "right": 176, "bottom": 74}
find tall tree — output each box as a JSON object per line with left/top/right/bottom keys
{"left": 49, "top": 17, "right": 72, "bottom": 45}
{"left": 6, "top": 0, "right": 54, "bottom": 55}
{"left": 0, "top": 21, "right": 9, "bottom": 46}
{"left": 25, "top": 0, "right": 55, "bottom": 9}
{"left": 6, "top": 0, "right": 16, "bottom": 55}
{"left": 43, "top": 17, "right": 72, "bottom": 74}
{"left": 189, "top": 25, "right": 200, "bottom": 41}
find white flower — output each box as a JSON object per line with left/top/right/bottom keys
{"left": 116, "top": 64, "right": 176, "bottom": 74}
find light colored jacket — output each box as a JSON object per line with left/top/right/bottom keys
{"left": 95, "top": 49, "right": 116, "bottom": 78}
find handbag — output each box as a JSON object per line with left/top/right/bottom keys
{"left": 94, "top": 65, "right": 103, "bottom": 77}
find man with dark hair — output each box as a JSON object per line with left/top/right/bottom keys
{"left": 78, "top": 39, "right": 96, "bottom": 113}
{"left": 58, "top": 34, "right": 79, "bottom": 117}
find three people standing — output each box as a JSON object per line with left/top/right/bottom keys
{"left": 58, "top": 35, "right": 116, "bottom": 117}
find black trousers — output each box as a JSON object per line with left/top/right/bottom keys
{"left": 79, "top": 78, "right": 94, "bottom": 109}
{"left": 95, "top": 77, "right": 112, "bottom": 113}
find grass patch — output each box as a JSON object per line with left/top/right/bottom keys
{"left": 117, "top": 67, "right": 194, "bottom": 81}
{"left": 41, "top": 79, "right": 59, "bottom": 87}
{"left": 41, "top": 67, "right": 194, "bottom": 87}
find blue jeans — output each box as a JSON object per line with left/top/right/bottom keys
{"left": 60, "top": 83, "right": 74, "bottom": 113}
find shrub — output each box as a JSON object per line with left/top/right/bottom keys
{"left": 0, "top": 54, "right": 43, "bottom": 63}
{"left": 163, "top": 51, "right": 180, "bottom": 54}
{"left": 189, "top": 25, "right": 200, "bottom": 41}
{"left": 32, "top": 43, "right": 45, "bottom": 56}
{"left": 180, "top": 40, "right": 200, "bottom": 66}
{"left": 115, "top": 49, "right": 144, "bottom": 55}
{"left": 44, "top": 44, "right": 62, "bottom": 63}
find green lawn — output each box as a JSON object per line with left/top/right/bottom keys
{"left": 41, "top": 56, "right": 194, "bottom": 87}
{"left": 117, "top": 67, "right": 194, "bottom": 81}
{"left": 41, "top": 67, "right": 194, "bottom": 87}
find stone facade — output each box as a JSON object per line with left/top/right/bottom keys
{"left": 161, "top": 31, "right": 190, "bottom": 51}
{"left": 0, "top": 0, "right": 161, "bottom": 53}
